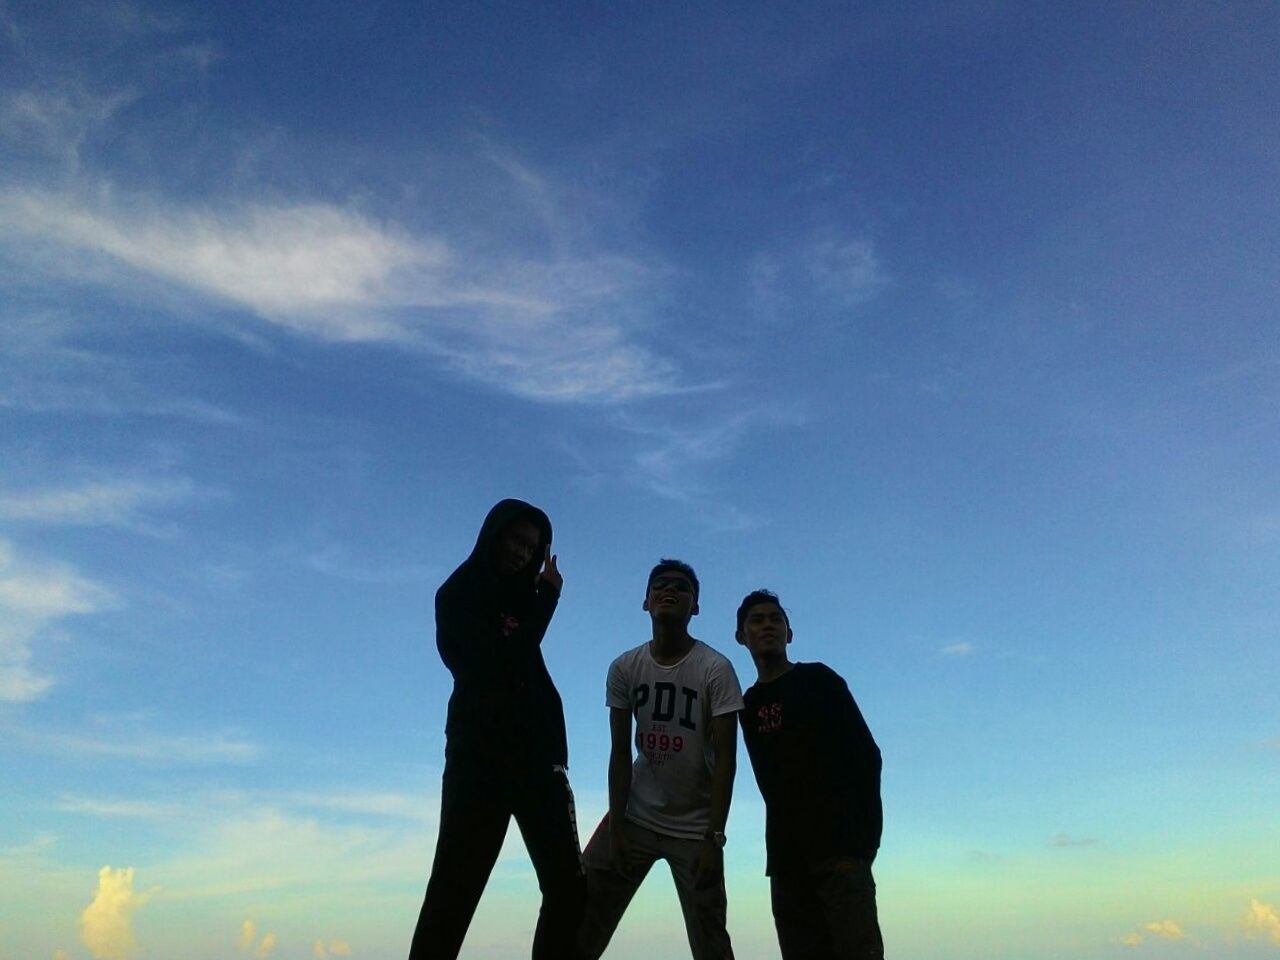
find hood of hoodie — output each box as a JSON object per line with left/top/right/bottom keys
{"left": 454, "top": 498, "right": 552, "bottom": 596}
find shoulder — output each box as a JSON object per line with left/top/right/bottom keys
{"left": 798, "top": 661, "right": 846, "bottom": 687}
{"left": 609, "top": 642, "right": 649, "bottom": 674}
{"left": 692, "top": 640, "right": 737, "bottom": 671}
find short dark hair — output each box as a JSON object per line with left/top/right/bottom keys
{"left": 648, "top": 558, "right": 699, "bottom": 600}
{"left": 736, "top": 588, "right": 789, "bottom": 633}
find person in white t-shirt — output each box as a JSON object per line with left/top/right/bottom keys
{"left": 579, "top": 559, "right": 744, "bottom": 960}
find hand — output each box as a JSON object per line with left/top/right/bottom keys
{"left": 537, "top": 546, "right": 563, "bottom": 592}
{"left": 609, "top": 818, "right": 633, "bottom": 876}
{"left": 693, "top": 838, "right": 723, "bottom": 889}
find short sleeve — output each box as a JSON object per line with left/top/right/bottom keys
{"left": 605, "top": 654, "right": 631, "bottom": 710}
{"left": 707, "top": 652, "right": 744, "bottom": 717}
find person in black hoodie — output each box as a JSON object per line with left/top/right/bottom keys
{"left": 735, "top": 589, "right": 884, "bottom": 960}
{"left": 408, "top": 499, "right": 585, "bottom": 960}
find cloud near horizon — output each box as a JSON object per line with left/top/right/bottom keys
{"left": 79, "top": 866, "right": 154, "bottom": 960}
{"left": 1244, "top": 898, "right": 1280, "bottom": 944}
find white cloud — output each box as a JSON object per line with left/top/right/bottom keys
{"left": 313, "top": 941, "right": 352, "bottom": 958}
{"left": 254, "top": 931, "right": 278, "bottom": 958}
{"left": 0, "top": 184, "right": 683, "bottom": 403}
{"left": 1244, "top": 898, "right": 1280, "bottom": 944}
{"left": 1118, "top": 919, "right": 1188, "bottom": 947}
{"left": 0, "top": 478, "right": 194, "bottom": 531}
{"left": 0, "top": 189, "right": 441, "bottom": 330}
{"left": 79, "top": 866, "right": 154, "bottom": 960}
{"left": 19, "top": 723, "right": 258, "bottom": 764}
{"left": 0, "top": 538, "right": 117, "bottom": 701}
{"left": 239, "top": 920, "right": 257, "bottom": 951}
{"left": 940, "top": 641, "right": 974, "bottom": 656}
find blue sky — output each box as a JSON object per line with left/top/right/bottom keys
{"left": 1, "top": 1, "right": 1278, "bottom": 958}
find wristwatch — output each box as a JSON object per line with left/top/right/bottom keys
{"left": 705, "top": 830, "right": 726, "bottom": 848}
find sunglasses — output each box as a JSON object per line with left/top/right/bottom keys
{"left": 649, "top": 576, "right": 694, "bottom": 594}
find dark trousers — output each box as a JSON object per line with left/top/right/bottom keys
{"left": 770, "top": 859, "right": 884, "bottom": 960}
{"left": 579, "top": 815, "right": 734, "bottom": 960}
{"left": 408, "top": 759, "right": 586, "bottom": 960}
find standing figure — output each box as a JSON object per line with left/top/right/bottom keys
{"left": 408, "top": 499, "right": 584, "bottom": 960}
{"left": 579, "top": 559, "right": 743, "bottom": 960}
{"left": 735, "top": 589, "right": 885, "bottom": 960}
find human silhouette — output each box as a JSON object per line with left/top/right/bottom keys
{"left": 408, "top": 499, "right": 584, "bottom": 960}
{"left": 735, "top": 589, "right": 884, "bottom": 960}
{"left": 579, "top": 559, "right": 742, "bottom": 960}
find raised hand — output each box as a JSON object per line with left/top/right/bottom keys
{"left": 537, "top": 546, "right": 563, "bottom": 592}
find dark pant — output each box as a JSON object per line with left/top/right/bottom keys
{"left": 408, "top": 760, "right": 585, "bottom": 960}
{"left": 770, "top": 858, "right": 884, "bottom": 960}
{"left": 579, "top": 815, "right": 734, "bottom": 960}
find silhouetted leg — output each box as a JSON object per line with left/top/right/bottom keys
{"left": 579, "top": 815, "right": 657, "bottom": 960}
{"left": 816, "top": 859, "right": 884, "bottom": 960}
{"left": 664, "top": 833, "right": 734, "bottom": 960}
{"left": 515, "top": 764, "right": 586, "bottom": 960}
{"left": 771, "top": 870, "right": 833, "bottom": 960}
{"left": 408, "top": 765, "right": 511, "bottom": 960}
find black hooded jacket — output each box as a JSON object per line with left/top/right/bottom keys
{"left": 435, "top": 499, "right": 569, "bottom": 769}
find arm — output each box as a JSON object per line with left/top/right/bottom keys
{"left": 607, "top": 705, "right": 634, "bottom": 868}
{"left": 707, "top": 713, "right": 738, "bottom": 834}
{"left": 826, "top": 673, "right": 883, "bottom": 858}
{"left": 435, "top": 580, "right": 560, "bottom": 679}
{"left": 694, "top": 713, "right": 738, "bottom": 885}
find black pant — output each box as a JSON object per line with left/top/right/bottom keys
{"left": 408, "top": 759, "right": 586, "bottom": 960}
{"left": 770, "top": 858, "right": 884, "bottom": 960}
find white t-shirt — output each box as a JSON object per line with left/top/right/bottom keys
{"left": 606, "top": 639, "right": 744, "bottom": 839}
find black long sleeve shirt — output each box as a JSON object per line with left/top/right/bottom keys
{"left": 740, "top": 661, "right": 882, "bottom": 874}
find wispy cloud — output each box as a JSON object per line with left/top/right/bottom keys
{"left": 0, "top": 189, "right": 442, "bottom": 331}
{"left": 79, "top": 866, "right": 155, "bottom": 960}
{"left": 10, "top": 712, "right": 258, "bottom": 763}
{"left": 602, "top": 403, "right": 806, "bottom": 529}
{"left": 0, "top": 478, "right": 195, "bottom": 532}
{"left": 0, "top": 181, "right": 684, "bottom": 403}
{"left": 0, "top": 538, "right": 117, "bottom": 701}
{"left": 1049, "top": 832, "right": 1099, "bottom": 848}
{"left": 55, "top": 796, "right": 183, "bottom": 819}
{"left": 750, "top": 230, "right": 888, "bottom": 319}
{"left": 0, "top": 85, "right": 136, "bottom": 170}
{"left": 303, "top": 544, "right": 437, "bottom": 584}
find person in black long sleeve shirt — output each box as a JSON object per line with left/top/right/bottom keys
{"left": 735, "top": 589, "right": 885, "bottom": 960}
{"left": 408, "top": 499, "right": 585, "bottom": 960}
